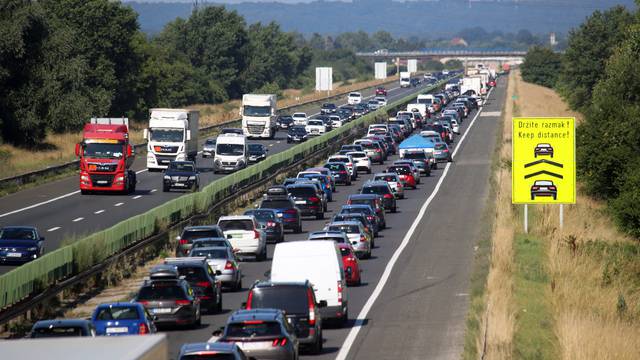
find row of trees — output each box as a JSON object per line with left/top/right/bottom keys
{"left": 520, "top": 3, "right": 640, "bottom": 237}
{"left": 0, "top": 1, "right": 375, "bottom": 147}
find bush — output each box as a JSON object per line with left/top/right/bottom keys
{"left": 521, "top": 46, "right": 562, "bottom": 88}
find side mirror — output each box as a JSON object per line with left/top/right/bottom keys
{"left": 75, "top": 143, "right": 81, "bottom": 157}
{"left": 318, "top": 300, "right": 328, "bottom": 308}
{"left": 186, "top": 130, "right": 191, "bottom": 141}
{"left": 143, "top": 128, "right": 148, "bottom": 140}
{"left": 127, "top": 144, "right": 133, "bottom": 157}
{"left": 241, "top": 302, "right": 247, "bottom": 309}
{"left": 227, "top": 234, "right": 232, "bottom": 239}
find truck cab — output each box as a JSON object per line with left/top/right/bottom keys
{"left": 213, "top": 134, "right": 248, "bottom": 174}
{"left": 241, "top": 94, "right": 277, "bottom": 139}
{"left": 144, "top": 108, "right": 199, "bottom": 171}
{"left": 75, "top": 118, "right": 136, "bottom": 195}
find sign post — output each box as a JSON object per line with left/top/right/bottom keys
{"left": 512, "top": 117, "right": 576, "bottom": 230}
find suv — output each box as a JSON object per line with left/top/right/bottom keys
{"left": 373, "top": 172, "right": 404, "bottom": 199}
{"left": 244, "top": 281, "right": 326, "bottom": 354}
{"left": 259, "top": 193, "right": 303, "bottom": 234}
{"left": 218, "top": 216, "right": 268, "bottom": 261}
{"left": 321, "top": 103, "right": 337, "bottom": 114}
{"left": 338, "top": 205, "right": 381, "bottom": 238}
{"left": 354, "top": 139, "right": 384, "bottom": 164}
{"left": 179, "top": 342, "right": 248, "bottom": 360}
{"left": 175, "top": 225, "right": 225, "bottom": 257}
{"left": 347, "top": 151, "right": 372, "bottom": 174}
{"left": 346, "top": 194, "right": 386, "bottom": 228}
{"left": 286, "top": 184, "right": 324, "bottom": 220}
{"left": 164, "top": 257, "right": 223, "bottom": 313}
{"left": 244, "top": 209, "right": 284, "bottom": 243}
{"left": 323, "top": 162, "right": 351, "bottom": 186}
{"left": 135, "top": 265, "right": 201, "bottom": 328}
{"left": 214, "top": 309, "right": 299, "bottom": 360}
{"left": 327, "top": 154, "right": 356, "bottom": 181}
{"left": 361, "top": 181, "right": 397, "bottom": 213}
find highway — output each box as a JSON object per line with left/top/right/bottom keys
{"left": 155, "top": 76, "right": 507, "bottom": 359}
{"left": 0, "top": 81, "right": 432, "bottom": 275}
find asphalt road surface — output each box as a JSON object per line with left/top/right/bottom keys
{"left": 156, "top": 76, "right": 507, "bottom": 359}
{"left": 0, "top": 81, "right": 434, "bottom": 275}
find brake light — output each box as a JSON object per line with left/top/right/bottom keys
{"left": 272, "top": 338, "right": 288, "bottom": 347}
{"left": 367, "top": 215, "right": 375, "bottom": 221}
{"left": 179, "top": 239, "right": 188, "bottom": 245}
{"left": 175, "top": 299, "right": 191, "bottom": 306}
{"left": 138, "top": 323, "right": 149, "bottom": 335}
{"left": 309, "top": 197, "right": 320, "bottom": 203}
{"left": 383, "top": 193, "right": 393, "bottom": 199}
{"left": 254, "top": 230, "right": 261, "bottom": 239}
{"left": 138, "top": 300, "right": 149, "bottom": 306}
{"left": 549, "top": 186, "right": 557, "bottom": 190}
{"left": 337, "top": 281, "right": 343, "bottom": 304}
{"left": 196, "top": 281, "right": 211, "bottom": 288}
{"left": 531, "top": 186, "right": 539, "bottom": 190}
{"left": 266, "top": 221, "right": 277, "bottom": 227}
{"left": 244, "top": 320, "right": 264, "bottom": 325}
{"left": 307, "top": 289, "right": 316, "bottom": 326}
{"left": 375, "top": 148, "right": 381, "bottom": 152}
{"left": 246, "top": 291, "right": 253, "bottom": 309}
{"left": 284, "top": 209, "right": 297, "bottom": 215}
{"left": 347, "top": 200, "right": 352, "bottom": 205}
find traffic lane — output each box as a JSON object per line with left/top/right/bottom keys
{"left": 346, "top": 81, "right": 507, "bottom": 360}
{"left": 0, "top": 83, "right": 435, "bottom": 274}
{"left": 161, "top": 106, "right": 482, "bottom": 359}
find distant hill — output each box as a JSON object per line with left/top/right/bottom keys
{"left": 126, "top": 0, "right": 637, "bottom": 37}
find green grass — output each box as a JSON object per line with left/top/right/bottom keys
{"left": 512, "top": 230, "right": 559, "bottom": 359}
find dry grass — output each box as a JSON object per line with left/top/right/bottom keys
{"left": 0, "top": 77, "right": 391, "bottom": 180}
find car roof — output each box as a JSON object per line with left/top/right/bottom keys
{"left": 181, "top": 342, "right": 239, "bottom": 355}
{"left": 191, "top": 246, "right": 229, "bottom": 252}
{"left": 341, "top": 204, "right": 372, "bottom": 209}
{"left": 229, "top": 309, "right": 283, "bottom": 323}
{"left": 364, "top": 180, "right": 391, "bottom": 186}
{"left": 328, "top": 221, "right": 362, "bottom": 227}
{"left": 286, "top": 183, "right": 316, "bottom": 189}
{"left": 96, "top": 302, "right": 140, "bottom": 309}
{"left": 348, "top": 194, "right": 379, "bottom": 199}
{"left": 33, "top": 319, "right": 91, "bottom": 328}
{"left": 374, "top": 172, "right": 399, "bottom": 178}
{"left": 192, "top": 237, "right": 227, "bottom": 242}
{"left": 253, "top": 280, "right": 309, "bottom": 289}
{"left": 218, "top": 215, "right": 255, "bottom": 221}
{"left": 309, "top": 231, "right": 347, "bottom": 238}
{"left": 184, "top": 225, "right": 221, "bottom": 231}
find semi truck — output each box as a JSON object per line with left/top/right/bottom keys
{"left": 461, "top": 77, "right": 484, "bottom": 96}
{"left": 400, "top": 71, "right": 411, "bottom": 88}
{"left": 144, "top": 108, "right": 199, "bottom": 171}
{"left": 241, "top": 94, "right": 277, "bottom": 139}
{"left": 75, "top": 118, "right": 136, "bottom": 195}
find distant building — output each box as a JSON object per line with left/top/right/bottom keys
{"left": 450, "top": 37, "right": 468, "bottom": 47}
{"left": 549, "top": 32, "right": 557, "bottom": 46}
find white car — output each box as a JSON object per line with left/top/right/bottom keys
{"left": 347, "top": 92, "right": 362, "bottom": 105}
{"left": 346, "top": 151, "right": 371, "bottom": 174}
{"left": 373, "top": 172, "right": 404, "bottom": 199}
{"left": 374, "top": 96, "right": 387, "bottom": 106}
{"left": 292, "top": 112, "right": 308, "bottom": 126}
{"left": 329, "top": 115, "right": 344, "bottom": 128}
{"left": 450, "top": 119, "right": 460, "bottom": 134}
{"left": 327, "top": 154, "right": 356, "bottom": 179}
{"left": 217, "top": 215, "right": 267, "bottom": 261}
{"left": 305, "top": 119, "right": 326, "bottom": 136}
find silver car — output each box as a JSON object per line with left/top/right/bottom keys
{"left": 203, "top": 138, "right": 216, "bottom": 158}
{"left": 324, "top": 221, "right": 372, "bottom": 259}
{"left": 189, "top": 246, "right": 242, "bottom": 291}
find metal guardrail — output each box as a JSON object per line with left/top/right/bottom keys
{"left": 0, "top": 77, "right": 402, "bottom": 191}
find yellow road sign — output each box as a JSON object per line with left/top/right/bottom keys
{"left": 512, "top": 117, "right": 575, "bottom": 204}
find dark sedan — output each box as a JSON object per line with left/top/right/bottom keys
{"left": 244, "top": 209, "right": 285, "bottom": 243}
{"left": 287, "top": 126, "right": 308, "bottom": 143}
{"left": 0, "top": 226, "right": 44, "bottom": 264}
{"left": 248, "top": 144, "right": 268, "bottom": 163}
{"left": 163, "top": 161, "right": 199, "bottom": 192}
{"left": 277, "top": 115, "right": 294, "bottom": 129}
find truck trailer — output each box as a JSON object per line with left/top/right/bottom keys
{"left": 241, "top": 94, "right": 277, "bottom": 139}
{"left": 144, "top": 108, "right": 199, "bottom": 171}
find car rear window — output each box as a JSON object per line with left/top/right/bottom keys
{"left": 137, "top": 284, "right": 187, "bottom": 300}
{"left": 31, "top": 326, "right": 85, "bottom": 338}
{"left": 226, "top": 321, "right": 282, "bottom": 338}
{"left": 192, "top": 240, "right": 227, "bottom": 248}
{"left": 435, "top": 144, "right": 447, "bottom": 150}
{"left": 349, "top": 198, "right": 374, "bottom": 207}
{"left": 219, "top": 220, "right": 255, "bottom": 231}
{"left": 341, "top": 207, "right": 372, "bottom": 215}
{"left": 349, "top": 152, "right": 366, "bottom": 158}
{"left": 362, "top": 186, "right": 390, "bottom": 195}
{"left": 329, "top": 157, "right": 347, "bottom": 163}
{"left": 95, "top": 306, "right": 139, "bottom": 321}
{"left": 182, "top": 229, "right": 222, "bottom": 241}
{"left": 324, "top": 163, "right": 346, "bottom": 171}
{"left": 177, "top": 266, "right": 208, "bottom": 282}
{"left": 245, "top": 210, "right": 276, "bottom": 221}
{"left": 328, "top": 225, "right": 359, "bottom": 233}
{"left": 358, "top": 142, "right": 375, "bottom": 149}
{"left": 190, "top": 249, "right": 229, "bottom": 259}
{"left": 287, "top": 186, "right": 316, "bottom": 197}
{"left": 375, "top": 175, "right": 398, "bottom": 182}
{"left": 403, "top": 152, "right": 426, "bottom": 160}
{"left": 260, "top": 199, "right": 293, "bottom": 209}
{"left": 388, "top": 166, "right": 410, "bottom": 175}
{"left": 312, "top": 235, "right": 346, "bottom": 243}
{"left": 250, "top": 286, "right": 308, "bottom": 314}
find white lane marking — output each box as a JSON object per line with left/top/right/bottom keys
{"left": 481, "top": 111, "right": 501, "bottom": 117}
{"left": 269, "top": 144, "right": 274, "bottom": 147}
{"left": 94, "top": 210, "right": 105, "bottom": 214}
{"left": 114, "top": 202, "right": 124, "bottom": 207}
{"left": 47, "top": 227, "right": 61, "bottom": 232}
{"left": 0, "top": 191, "right": 80, "bottom": 219}
{"left": 150, "top": 189, "right": 157, "bottom": 193}
{"left": 451, "top": 87, "right": 494, "bottom": 159}
{"left": 132, "top": 195, "right": 142, "bottom": 199}
{"left": 335, "top": 86, "right": 492, "bottom": 360}
{"left": 276, "top": 141, "right": 281, "bottom": 144}
{"left": 135, "top": 169, "right": 147, "bottom": 174}
{"left": 72, "top": 217, "right": 84, "bottom": 222}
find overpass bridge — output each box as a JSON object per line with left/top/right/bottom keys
{"left": 356, "top": 49, "right": 529, "bottom": 70}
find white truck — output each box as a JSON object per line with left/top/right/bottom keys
{"left": 461, "top": 77, "right": 484, "bottom": 97}
{"left": 406, "top": 103, "right": 428, "bottom": 118}
{"left": 213, "top": 133, "right": 248, "bottom": 174}
{"left": 400, "top": 71, "right": 411, "bottom": 88}
{"left": 144, "top": 108, "right": 199, "bottom": 171}
{"left": 241, "top": 94, "right": 277, "bottom": 139}
{"left": 416, "top": 94, "right": 438, "bottom": 113}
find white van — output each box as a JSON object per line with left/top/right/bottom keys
{"left": 213, "top": 134, "right": 247, "bottom": 173}
{"left": 217, "top": 215, "right": 267, "bottom": 261}
{"left": 270, "top": 241, "right": 348, "bottom": 324}
{"left": 347, "top": 92, "right": 362, "bottom": 105}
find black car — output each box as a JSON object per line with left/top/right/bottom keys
{"left": 244, "top": 209, "right": 284, "bottom": 243}
{"left": 163, "top": 161, "right": 199, "bottom": 192}
{"left": 0, "top": 226, "right": 45, "bottom": 264}
{"left": 286, "top": 184, "right": 324, "bottom": 219}
{"left": 312, "top": 115, "right": 333, "bottom": 132}
{"left": 175, "top": 225, "right": 225, "bottom": 257}
{"left": 164, "top": 257, "right": 223, "bottom": 314}
{"left": 337, "top": 107, "right": 355, "bottom": 120}
{"left": 410, "top": 78, "right": 421, "bottom": 87}
{"left": 361, "top": 181, "right": 397, "bottom": 213}
{"left": 277, "top": 115, "right": 294, "bottom": 129}
{"left": 135, "top": 265, "right": 201, "bottom": 328}
{"left": 29, "top": 319, "right": 95, "bottom": 338}
{"left": 321, "top": 103, "right": 337, "bottom": 114}
{"left": 346, "top": 194, "right": 387, "bottom": 229}
{"left": 338, "top": 205, "right": 381, "bottom": 237}
{"left": 259, "top": 191, "right": 303, "bottom": 233}
{"left": 248, "top": 144, "right": 268, "bottom": 163}
{"left": 287, "top": 126, "right": 308, "bottom": 143}
{"left": 323, "top": 162, "right": 351, "bottom": 185}
{"left": 244, "top": 281, "right": 326, "bottom": 354}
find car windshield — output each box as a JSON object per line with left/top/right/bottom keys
{"left": 289, "top": 127, "right": 306, "bottom": 134}
{"left": 375, "top": 175, "right": 399, "bottom": 182}
{"left": 328, "top": 225, "right": 359, "bottom": 234}
{"left": 323, "top": 103, "right": 335, "bottom": 108}
{"left": 279, "top": 116, "right": 293, "bottom": 122}
{"left": 363, "top": 186, "right": 390, "bottom": 194}
{"left": 0, "top": 228, "right": 37, "bottom": 240}
{"left": 83, "top": 143, "right": 123, "bottom": 159}
{"left": 226, "top": 321, "right": 282, "bottom": 338}
{"left": 137, "top": 284, "right": 187, "bottom": 300}
{"left": 293, "top": 113, "right": 306, "bottom": 118}
{"left": 251, "top": 286, "right": 308, "bottom": 314}
{"left": 243, "top": 105, "right": 271, "bottom": 117}
{"left": 150, "top": 128, "right": 184, "bottom": 142}
{"left": 287, "top": 187, "right": 316, "bottom": 197}
{"left": 205, "top": 139, "right": 216, "bottom": 145}
{"left": 219, "top": 220, "right": 255, "bottom": 231}
{"left": 191, "top": 249, "right": 229, "bottom": 259}
{"left": 182, "top": 229, "right": 222, "bottom": 241}
{"left": 216, "top": 144, "right": 244, "bottom": 156}
{"left": 169, "top": 163, "right": 195, "bottom": 172}
{"left": 349, "top": 93, "right": 360, "bottom": 98}
{"left": 95, "top": 306, "right": 139, "bottom": 321}
{"left": 417, "top": 98, "right": 433, "bottom": 105}
{"left": 260, "top": 199, "right": 292, "bottom": 209}
{"left": 31, "top": 326, "right": 85, "bottom": 338}
{"left": 245, "top": 210, "right": 276, "bottom": 221}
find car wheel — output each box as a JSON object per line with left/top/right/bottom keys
{"left": 340, "top": 310, "right": 349, "bottom": 327}
{"left": 367, "top": 168, "right": 371, "bottom": 174}
{"left": 392, "top": 206, "right": 397, "bottom": 213}
{"left": 162, "top": 185, "right": 169, "bottom": 192}
{"left": 236, "top": 277, "right": 243, "bottom": 292}
{"left": 311, "top": 331, "right": 323, "bottom": 354}
{"left": 216, "top": 295, "right": 223, "bottom": 313}
{"left": 295, "top": 223, "right": 303, "bottom": 234}
{"left": 346, "top": 180, "right": 351, "bottom": 186}
{"left": 195, "top": 313, "right": 202, "bottom": 327}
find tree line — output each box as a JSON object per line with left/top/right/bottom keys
{"left": 0, "top": 1, "right": 375, "bottom": 147}
{"left": 520, "top": 2, "right": 640, "bottom": 237}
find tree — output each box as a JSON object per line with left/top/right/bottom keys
{"left": 444, "top": 59, "right": 463, "bottom": 70}
{"left": 557, "top": 6, "right": 633, "bottom": 111}
{"left": 520, "top": 46, "right": 562, "bottom": 88}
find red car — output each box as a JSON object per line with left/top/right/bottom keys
{"left": 338, "top": 243, "right": 361, "bottom": 286}
{"left": 375, "top": 87, "right": 387, "bottom": 96}
{"left": 387, "top": 165, "right": 417, "bottom": 189}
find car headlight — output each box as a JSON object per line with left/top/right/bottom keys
{"left": 27, "top": 247, "right": 38, "bottom": 251}
{"left": 164, "top": 175, "right": 171, "bottom": 180}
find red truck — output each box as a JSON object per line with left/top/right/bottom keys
{"left": 75, "top": 118, "right": 137, "bottom": 195}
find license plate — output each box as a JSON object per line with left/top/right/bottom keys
{"left": 7, "top": 252, "right": 21, "bottom": 257}
{"left": 174, "top": 183, "right": 184, "bottom": 187}
{"left": 153, "top": 308, "right": 171, "bottom": 314}
{"left": 106, "top": 327, "right": 128, "bottom": 334}
{"left": 240, "top": 341, "right": 270, "bottom": 350}
{"left": 295, "top": 200, "right": 306, "bottom": 204}
{"left": 160, "top": 160, "right": 170, "bottom": 164}
{"left": 97, "top": 180, "right": 108, "bottom": 184}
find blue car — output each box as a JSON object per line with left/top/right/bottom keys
{"left": 91, "top": 302, "right": 157, "bottom": 336}
{"left": 298, "top": 173, "right": 333, "bottom": 202}
{"left": 0, "top": 226, "right": 44, "bottom": 264}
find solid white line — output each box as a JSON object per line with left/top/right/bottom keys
{"left": 72, "top": 217, "right": 84, "bottom": 222}
{"left": 0, "top": 191, "right": 80, "bottom": 219}
{"left": 94, "top": 210, "right": 105, "bottom": 214}
{"left": 114, "top": 202, "right": 124, "bottom": 207}
{"left": 132, "top": 195, "right": 142, "bottom": 199}
{"left": 47, "top": 227, "right": 61, "bottom": 232}
{"left": 135, "top": 169, "right": 147, "bottom": 174}
{"left": 451, "top": 87, "right": 494, "bottom": 159}
{"left": 150, "top": 189, "right": 157, "bottom": 193}
{"left": 335, "top": 85, "right": 494, "bottom": 360}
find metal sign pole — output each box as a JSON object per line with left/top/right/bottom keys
{"left": 559, "top": 204, "right": 564, "bottom": 230}
{"left": 524, "top": 204, "right": 528, "bottom": 233}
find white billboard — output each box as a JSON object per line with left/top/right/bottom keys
{"left": 315, "top": 67, "right": 333, "bottom": 91}
{"left": 375, "top": 62, "right": 387, "bottom": 79}
{"left": 408, "top": 59, "right": 418, "bottom": 73}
